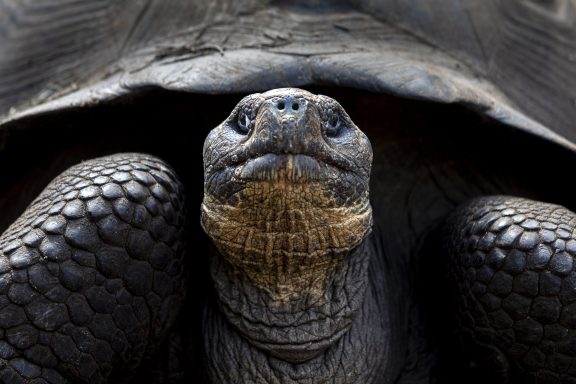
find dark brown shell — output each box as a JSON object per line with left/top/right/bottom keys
{"left": 1, "top": 0, "right": 575, "bottom": 150}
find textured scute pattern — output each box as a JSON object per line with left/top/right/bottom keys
{"left": 0, "top": 154, "right": 186, "bottom": 383}
{"left": 446, "top": 196, "right": 576, "bottom": 383}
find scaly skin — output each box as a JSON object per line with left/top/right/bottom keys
{"left": 445, "top": 197, "right": 576, "bottom": 383}
{"left": 0, "top": 154, "right": 186, "bottom": 383}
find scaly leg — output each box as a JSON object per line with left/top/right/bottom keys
{"left": 0, "top": 153, "right": 186, "bottom": 383}
{"left": 445, "top": 196, "right": 576, "bottom": 383}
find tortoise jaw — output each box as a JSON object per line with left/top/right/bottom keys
{"left": 238, "top": 153, "right": 326, "bottom": 183}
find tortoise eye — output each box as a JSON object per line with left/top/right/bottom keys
{"left": 324, "top": 114, "right": 341, "bottom": 137}
{"left": 236, "top": 111, "right": 252, "bottom": 134}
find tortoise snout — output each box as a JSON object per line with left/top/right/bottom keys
{"left": 270, "top": 95, "right": 308, "bottom": 129}
{"left": 251, "top": 95, "right": 321, "bottom": 154}
{"left": 273, "top": 95, "right": 306, "bottom": 116}
{"left": 272, "top": 96, "right": 309, "bottom": 130}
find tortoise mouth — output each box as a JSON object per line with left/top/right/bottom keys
{"left": 237, "top": 153, "right": 327, "bottom": 182}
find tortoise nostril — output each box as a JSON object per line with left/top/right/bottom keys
{"left": 292, "top": 103, "right": 299, "bottom": 111}
{"left": 278, "top": 101, "right": 285, "bottom": 110}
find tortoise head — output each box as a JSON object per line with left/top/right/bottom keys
{"left": 201, "top": 88, "right": 373, "bottom": 301}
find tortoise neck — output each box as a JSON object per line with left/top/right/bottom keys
{"left": 208, "top": 239, "right": 371, "bottom": 363}
{"left": 203, "top": 237, "right": 399, "bottom": 383}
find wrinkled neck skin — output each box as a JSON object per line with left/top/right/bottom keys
{"left": 203, "top": 240, "right": 399, "bottom": 384}
{"left": 201, "top": 183, "right": 401, "bottom": 383}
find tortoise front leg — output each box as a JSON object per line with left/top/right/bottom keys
{"left": 444, "top": 196, "right": 576, "bottom": 383}
{"left": 0, "top": 154, "right": 186, "bottom": 383}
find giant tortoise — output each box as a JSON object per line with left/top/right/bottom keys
{"left": 1, "top": 1, "right": 576, "bottom": 383}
